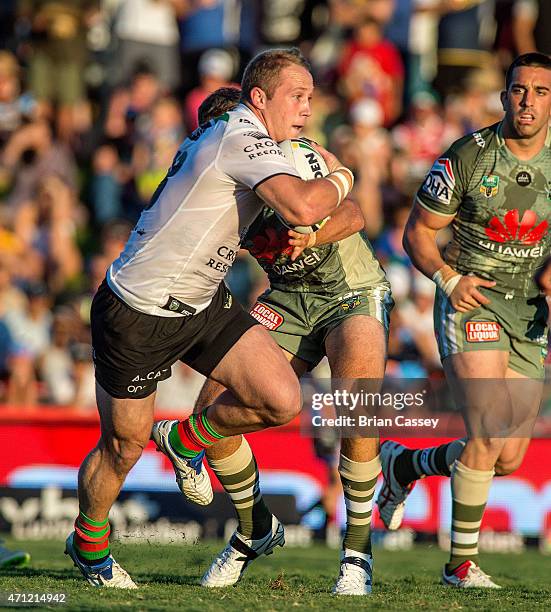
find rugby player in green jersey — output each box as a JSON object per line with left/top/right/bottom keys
{"left": 154, "top": 87, "right": 393, "bottom": 596}
{"left": 377, "top": 53, "right": 551, "bottom": 588}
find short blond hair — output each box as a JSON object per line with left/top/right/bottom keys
{"left": 240, "top": 48, "right": 311, "bottom": 103}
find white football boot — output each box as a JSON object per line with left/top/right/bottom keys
{"left": 442, "top": 560, "right": 501, "bottom": 588}
{"left": 332, "top": 549, "right": 373, "bottom": 595}
{"left": 151, "top": 419, "right": 213, "bottom": 505}
{"left": 377, "top": 440, "right": 416, "bottom": 530}
{"left": 65, "top": 532, "right": 137, "bottom": 589}
{"left": 201, "top": 515, "right": 285, "bottom": 588}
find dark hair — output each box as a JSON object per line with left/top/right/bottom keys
{"left": 505, "top": 53, "right": 551, "bottom": 89}
{"left": 240, "top": 47, "right": 311, "bottom": 103}
{"left": 198, "top": 87, "right": 241, "bottom": 124}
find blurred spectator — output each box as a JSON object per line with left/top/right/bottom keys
{"left": 0, "top": 255, "right": 26, "bottom": 318}
{"left": 342, "top": 98, "right": 391, "bottom": 236}
{"left": 375, "top": 200, "right": 412, "bottom": 270}
{"left": 89, "top": 143, "right": 123, "bottom": 224}
{"left": 392, "top": 89, "right": 461, "bottom": 180}
{"left": 178, "top": 1, "right": 241, "bottom": 92}
{"left": 433, "top": 0, "right": 495, "bottom": 98}
{"left": 512, "top": 0, "right": 551, "bottom": 56}
{"left": 17, "top": 0, "right": 98, "bottom": 141}
{"left": 184, "top": 48, "right": 236, "bottom": 132}
{"left": 112, "top": 0, "right": 185, "bottom": 91}
{"left": 133, "top": 96, "right": 184, "bottom": 202}
{"left": 0, "top": 51, "right": 37, "bottom": 146}
{"left": 386, "top": 307, "right": 427, "bottom": 378}
{"left": 13, "top": 175, "right": 84, "bottom": 295}
{"left": 99, "top": 69, "right": 164, "bottom": 218}
{"left": 3, "top": 281, "right": 51, "bottom": 406}
{"left": 40, "top": 305, "right": 94, "bottom": 408}
{"left": 493, "top": 0, "right": 516, "bottom": 69}
{"left": 1, "top": 119, "right": 77, "bottom": 207}
{"left": 398, "top": 271, "right": 440, "bottom": 372}
{"left": 338, "top": 16, "right": 404, "bottom": 125}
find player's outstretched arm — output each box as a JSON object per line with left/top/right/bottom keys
{"left": 287, "top": 199, "right": 364, "bottom": 260}
{"left": 404, "top": 202, "right": 495, "bottom": 313}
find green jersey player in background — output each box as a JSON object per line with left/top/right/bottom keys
{"left": 154, "top": 87, "right": 393, "bottom": 596}
{"left": 377, "top": 53, "right": 551, "bottom": 588}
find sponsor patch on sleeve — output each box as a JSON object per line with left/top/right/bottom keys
{"left": 465, "top": 321, "right": 501, "bottom": 342}
{"left": 250, "top": 302, "right": 284, "bottom": 331}
{"left": 421, "top": 157, "right": 456, "bottom": 206}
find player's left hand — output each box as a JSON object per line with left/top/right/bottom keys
{"left": 288, "top": 229, "right": 316, "bottom": 261}
{"left": 535, "top": 257, "right": 551, "bottom": 295}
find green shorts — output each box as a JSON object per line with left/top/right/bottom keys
{"left": 434, "top": 287, "right": 549, "bottom": 378}
{"left": 250, "top": 285, "right": 394, "bottom": 368}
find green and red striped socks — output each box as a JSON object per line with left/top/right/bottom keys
{"left": 168, "top": 410, "right": 225, "bottom": 458}
{"left": 74, "top": 511, "right": 110, "bottom": 565}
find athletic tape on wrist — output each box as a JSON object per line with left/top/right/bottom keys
{"left": 432, "top": 267, "right": 461, "bottom": 297}
{"left": 326, "top": 167, "right": 354, "bottom": 205}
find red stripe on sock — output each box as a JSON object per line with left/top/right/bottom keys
{"left": 177, "top": 420, "right": 205, "bottom": 452}
{"left": 74, "top": 523, "right": 111, "bottom": 543}
{"left": 77, "top": 539, "right": 110, "bottom": 553}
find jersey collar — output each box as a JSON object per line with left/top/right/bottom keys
{"left": 233, "top": 103, "right": 271, "bottom": 137}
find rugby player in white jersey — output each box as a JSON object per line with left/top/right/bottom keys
{"left": 64, "top": 48, "right": 355, "bottom": 588}
{"left": 153, "top": 87, "right": 392, "bottom": 596}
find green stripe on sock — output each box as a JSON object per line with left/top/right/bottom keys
{"left": 78, "top": 547, "right": 111, "bottom": 562}
{"left": 79, "top": 512, "right": 108, "bottom": 528}
{"left": 200, "top": 412, "right": 224, "bottom": 439}
{"left": 78, "top": 524, "right": 110, "bottom": 539}
{"left": 168, "top": 424, "right": 198, "bottom": 458}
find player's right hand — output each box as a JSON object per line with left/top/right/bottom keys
{"left": 449, "top": 275, "right": 496, "bottom": 312}
{"left": 311, "top": 143, "right": 342, "bottom": 173}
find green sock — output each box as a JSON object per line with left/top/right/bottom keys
{"left": 447, "top": 461, "right": 493, "bottom": 571}
{"left": 339, "top": 454, "right": 381, "bottom": 555}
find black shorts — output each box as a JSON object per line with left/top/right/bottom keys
{"left": 91, "top": 280, "right": 258, "bottom": 399}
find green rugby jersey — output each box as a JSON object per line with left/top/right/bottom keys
{"left": 417, "top": 123, "right": 551, "bottom": 299}
{"left": 241, "top": 206, "right": 388, "bottom": 294}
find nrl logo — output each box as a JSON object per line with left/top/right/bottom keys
{"left": 480, "top": 175, "right": 499, "bottom": 198}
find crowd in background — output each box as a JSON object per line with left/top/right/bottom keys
{"left": 0, "top": 0, "right": 549, "bottom": 410}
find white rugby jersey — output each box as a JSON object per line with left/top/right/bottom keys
{"left": 107, "top": 104, "right": 300, "bottom": 316}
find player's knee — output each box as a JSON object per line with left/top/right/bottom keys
{"left": 105, "top": 436, "right": 147, "bottom": 476}
{"left": 260, "top": 382, "right": 302, "bottom": 427}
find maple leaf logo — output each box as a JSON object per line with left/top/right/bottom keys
{"left": 249, "top": 227, "right": 292, "bottom": 264}
{"left": 484, "top": 209, "right": 548, "bottom": 245}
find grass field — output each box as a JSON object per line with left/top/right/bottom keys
{"left": 0, "top": 539, "right": 550, "bottom": 611}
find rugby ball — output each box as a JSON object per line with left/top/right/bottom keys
{"left": 277, "top": 138, "right": 330, "bottom": 234}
